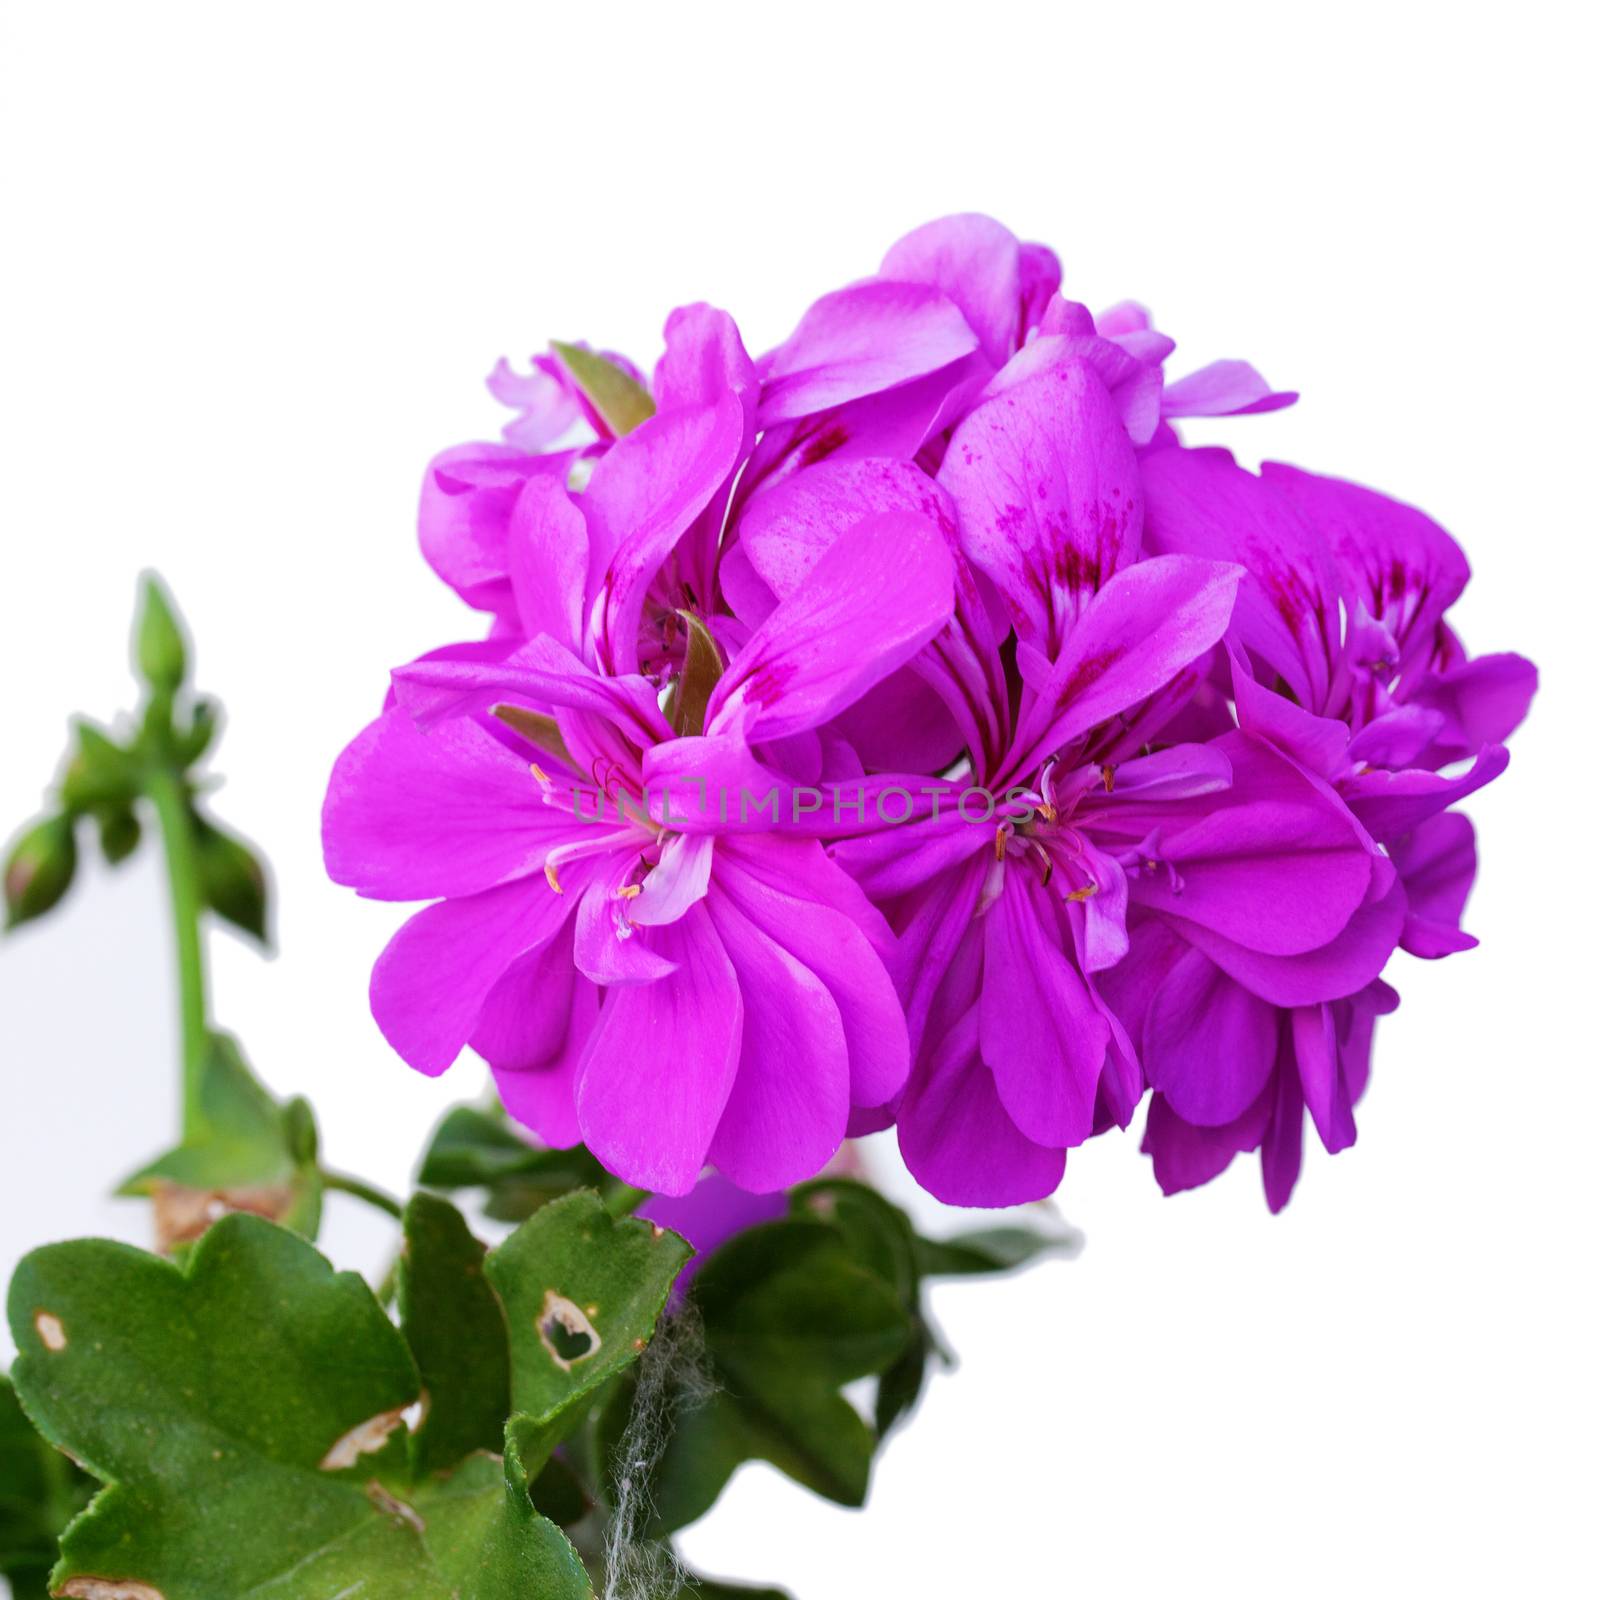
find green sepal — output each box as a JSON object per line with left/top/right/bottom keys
{"left": 550, "top": 341, "right": 655, "bottom": 437}
{"left": 192, "top": 808, "right": 271, "bottom": 944}
{"left": 118, "top": 1031, "right": 322, "bottom": 1247}
{"left": 60, "top": 721, "right": 141, "bottom": 813}
{"left": 670, "top": 611, "right": 724, "bottom": 738}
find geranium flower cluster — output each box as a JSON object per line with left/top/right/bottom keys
{"left": 324, "top": 215, "right": 1535, "bottom": 1210}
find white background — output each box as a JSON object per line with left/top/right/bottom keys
{"left": 2, "top": 4, "right": 1595, "bottom": 1596}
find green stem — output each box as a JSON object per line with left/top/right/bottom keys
{"left": 604, "top": 1183, "right": 652, "bottom": 1218}
{"left": 322, "top": 1169, "right": 406, "bottom": 1220}
{"left": 145, "top": 765, "right": 209, "bottom": 1136}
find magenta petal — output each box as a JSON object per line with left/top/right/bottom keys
{"left": 585, "top": 393, "right": 747, "bottom": 671}
{"left": 703, "top": 890, "right": 850, "bottom": 1190}
{"left": 1160, "top": 360, "right": 1297, "bottom": 418}
{"left": 1406, "top": 652, "right": 1538, "bottom": 761}
{"left": 1260, "top": 1050, "right": 1306, "bottom": 1213}
{"left": 472, "top": 929, "right": 579, "bottom": 1071}
{"left": 653, "top": 303, "right": 757, "bottom": 412}
{"left": 482, "top": 939, "right": 599, "bottom": 1149}
{"left": 713, "top": 836, "right": 909, "bottom": 1109}
{"left": 1012, "top": 555, "right": 1242, "bottom": 770}
{"left": 758, "top": 279, "right": 979, "bottom": 426}
{"left": 1143, "top": 948, "right": 1279, "bottom": 1125}
{"left": 371, "top": 874, "right": 576, "bottom": 1078}
{"left": 419, "top": 444, "right": 563, "bottom": 619}
{"left": 1163, "top": 876, "right": 1406, "bottom": 1008}
{"left": 1142, "top": 446, "right": 1344, "bottom": 712}
{"left": 323, "top": 708, "right": 570, "bottom": 901}
{"left": 898, "top": 1009, "right": 1066, "bottom": 1207}
{"left": 1142, "top": 1090, "right": 1270, "bottom": 1197}
{"left": 708, "top": 510, "right": 954, "bottom": 743}
{"left": 576, "top": 904, "right": 743, "bottom": 1196}
{"left": 1114, "top": 731, "right": 1374, "bottom": 957}
{"left": 979, "top": 872, "right": 1108, "bottom": 1149}
{"left": 508, "top": 472, "right": 588, "bottom": 653}
{"left": 574, "top": 861, "right": 681, "bottom": 986}
{"left": 1292, "top": 1003, "right": 1357, "bottom": 1154}
{"left": 738, "top": 456, "right": 958, "bottom": 600}
{"left": 1343, "top": 744, "right": 1509, "bottom": 841}
{"left": 1261, "top": 463, "right": 1470, "bottom": 673}
{"left": 938, "top": 358, "right": 1143, "bottom": 651}
{"left": 1390, "top": 810, "right": 1479, "bottom": 958}
{"left": 880, "top": 212, "right": 1024, "bottom": 369}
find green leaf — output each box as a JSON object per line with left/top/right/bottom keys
{"left": 1, "top": 1373, "right": 93, "bottom": 1599}
{"left": 135, "top": 574, "right": 187, "bottom": 693}
{"left": 615, "top": 1216, "right": 913, "bottom": 1535}
{"left": 487, "top": 1191, "right": 691, "bottom": 1422}
{"left": 789, "top": 1178, "right": 931, "bottom": 1434}
{"left": 3, "top": 814, "right": 77, "bottom": 931}
{"left": 397, "top": 1194, "right": 510, "bottom": 1478}
{"left": 7, "top": 1214, "right": 600, "bottom": 1599}
{"left": 192, "top": 810, "right": 270, "bottom": 944}
{"left": 914, "top": 1222, "right": 1081, "bottom": 1277}
{"left": 118, "top": 1032, "right": 322, "bottom": 1248}
{"left": 680, "top": 1566, "right": 793, "bottom": 1600}
{"left": 418, "top": 1106, "right": 616, "bottom": 1222}
{"left": 550, "top": 342, "right": 655, "bottom": 437}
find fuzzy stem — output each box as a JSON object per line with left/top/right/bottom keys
{"left": 323, "top": 1169, "right": 406, "bottom": 1220}
{"left": 145, "top": 765, "right": 209, "bottom": 1136}
{"left": 604, "top": 1184, "right": 653, "bottom": 1218}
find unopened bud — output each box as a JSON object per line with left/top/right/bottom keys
{"left": 4, "top": 813, "right": 78, "bottom": 930}
{"left": 135, "top": 574, "right": 188, "bottom": 693}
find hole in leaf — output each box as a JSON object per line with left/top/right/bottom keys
{"left": 538, "top": 1290, "right": 602, "bottom": 1372}
{"left": 318, "top": 1406, "right": 408, "bottom": 1471}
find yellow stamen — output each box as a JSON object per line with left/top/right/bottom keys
{"left": 994, "top": 826, "right": 1007, "bottom": 862}
{"left": 531, "top": 762, "right": 550, "bottom": 784}
{"left": 1065, "top": 882, "right": 1099, "bottom": 903}
{"left": 617, "top": 883, "right": 642, "bottom": 900}
{"left": 544, "top": 861, "right": 563, "bottom": 894}
{"left": 1100, "top": 764, "right": 1115, "bottom": 792}
{"left": 1037, "top": 800, "right": 1058, "bottom": 823}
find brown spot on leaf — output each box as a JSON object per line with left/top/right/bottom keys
{"left": 59, "top": 1582, "right": 165, "bottom": 1600}
{"left": 538, "top": 1291, "right": 602, "bottom": 1371}
{"left": 318, "top": 1406, "right": 408, "bottom": 1471}
{"left": 149, "top": 1180, "right": 296, "bottom": 1254}
{"left": 364, "top": 1480, "right": 426, "bottom": 1535}
{"left": 34, "top": 1310, "right": 67, "bottom": 1351}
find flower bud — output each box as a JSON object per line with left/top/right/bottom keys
{"left": 135, "top": 575, "right": 187, "bottom": 693}
{"left": 96, "top": 804, "right": 142, "bottom": 865}
{"left": 4, "top": 813, "right": 78, "bottom": 930}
